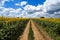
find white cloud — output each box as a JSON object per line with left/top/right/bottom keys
{"left": 42, "top": 0, "right": 60, "bottom": 18}
{"left": 20, "top": 1, "right": 27, "bottom": 6}
{"left": 43, "top": 0, "right": 60, "bottom": 11}
{"left": 15, "top": 3, "right": 20, "bottom": 6}
{"left": 0, "top": 0, "right": 9, "bottom": 6}
{"left": 16, "top": 8, "right": 22, "bottom": 13}
{"left": 15, "top": 1, "right": 27, "bottom": 6}
{"left": 24, "top": 5, "right": 36, "bottom": 11}
{"left": 0, "top": 0, "right": 60, "bottom": 18}
{"left": 0, "top": 7, "right": 22, "bottom": 17}
{"left": 22, "top": 0, "right": 60, "bottom": 18}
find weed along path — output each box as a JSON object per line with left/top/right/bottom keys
{"left": 19, "top": 20, "right": 53, "bottom": 40}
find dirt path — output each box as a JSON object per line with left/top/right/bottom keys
{"left": 19, "top": 20, "right": 53, "bottom": 40}
{"left": 31, "top": 20, "right": 53, "bottom": 40}
{"left": 31, "top": 20, "right": 45, "bottom": 40}
{"left": 19, "top": 21, "right": 30, "bottom": 40}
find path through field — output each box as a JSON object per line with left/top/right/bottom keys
{"left": 19, "top": 21, "right": 30, "bottom": 40}
{"left": 19, "top": 20, "right": 53, "bottom": 40}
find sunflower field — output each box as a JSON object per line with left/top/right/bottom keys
{"left": 33, "top": 18, "right": 60, "bottom": 40}
{"left": 0, "top": 17, "right": 29, "bottom": 40}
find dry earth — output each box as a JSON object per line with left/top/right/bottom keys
{"left": 19, "top": 20, "right": 53, "bottom": 40}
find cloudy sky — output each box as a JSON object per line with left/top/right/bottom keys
{"left": 0, "top": 0, "right": 60, "bottom": 18}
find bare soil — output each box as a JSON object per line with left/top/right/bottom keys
{"left": 19, "top": 21, "right": 30, "bottom": 40}
{"left": 31, "top": 20, "right": 53, "bottom": 40}
{"left": 19, "top": 20, "right": 53, "bottom": 40}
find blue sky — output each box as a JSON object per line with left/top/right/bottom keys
{"left": 4, "top": 0, "right": 45, "bottom": 9}
{"left": 0, "top": 0, "right": 60, "bottom": 18}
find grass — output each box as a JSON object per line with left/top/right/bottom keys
{"left": 28, "top": 27, "right": 34, "bottom": 40}
{"left": 28, "top": 21, "right": 34, "bottom": 40}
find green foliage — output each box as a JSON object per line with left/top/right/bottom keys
{"left": 33, "top": 19, "right": 60, "bottom": 40}
{"left": 28, "top": 27, "right": 34, "bottom": 40}
{"left": 0, "top": 19, "right": 29, "bottom": 40}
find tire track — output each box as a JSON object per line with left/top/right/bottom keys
{"left": 31, "top": 20, "right": 45, "bottom": 40}
{"left": 19, "top": 21, "right": 30, "bottom": 40}
{"left": 19, "top": 20, "right": 53, "bottom": 40}
{"left": 31, "top": 20, "right": 53, "bottom": 40}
